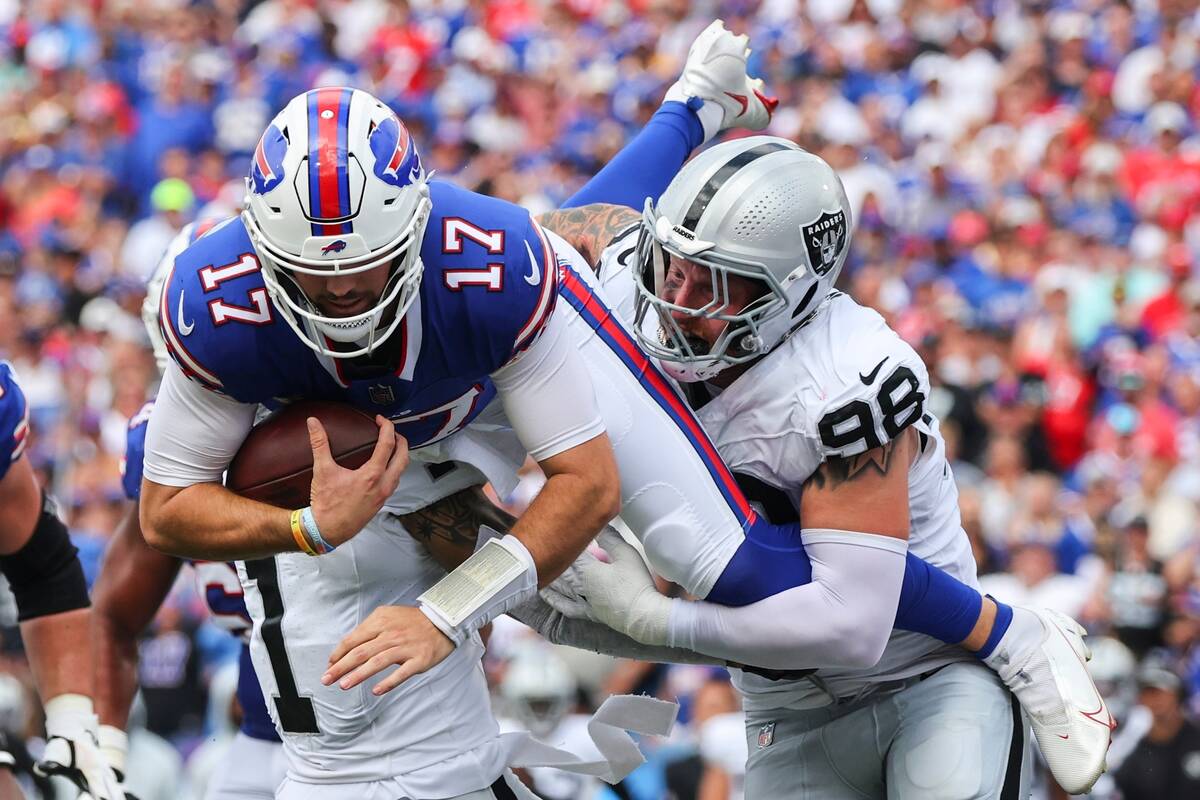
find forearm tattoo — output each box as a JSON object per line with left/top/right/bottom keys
{"left": 399, "top": 486, "right": 517, "bottom": 551}
{"left": 536, "top": 203, "right": 639, "bottom": 270}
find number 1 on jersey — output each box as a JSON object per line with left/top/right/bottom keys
{"left": 243, "top": 558, "right": 320, "bottom": 734}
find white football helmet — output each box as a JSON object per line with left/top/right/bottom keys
{"left": 242, "top": 87, "right": 431, "bottom": 359}
{"left": 500, "top": 646, "right": 576, "bottom": 739}
{"left": 633, "top": 136, "right": 852, "bottom": 382}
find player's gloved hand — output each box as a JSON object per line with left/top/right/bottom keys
{"left": 665, "top": 19, "right": 778, "bottom": 142}
{"left": 96, "top": 726, "right": 141, "bottom": 800}
{"left": 307, "top": 415, "right": 409, "bottom": 547}
{"left": 35, "top": 695, "right": 124, "bottom": 800}
{"left": 542, "top": 529, "right": 672, "bottom": 645}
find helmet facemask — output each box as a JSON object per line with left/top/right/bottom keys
{"left": 245, "top": 185, "right": 432, "bottom": 360}
{"left": 632, "top": 199, "right": 789, "bottom": 383}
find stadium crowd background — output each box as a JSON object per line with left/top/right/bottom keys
{"left": 0, "top": 0, "right": 1199, "bottom": 797}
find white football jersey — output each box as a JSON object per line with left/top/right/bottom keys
{"left": 598, "top": 239, "right": 979, "bottom": 709}
{"left": 237, "top": 509, "right": 510, "bottom": 796}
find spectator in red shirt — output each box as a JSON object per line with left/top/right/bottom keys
{"left": 1142, "top": 243, "right": 1195, "bottom": 340}
{"left": 1120, "top": 102, "right": 1200, "bottom": 232}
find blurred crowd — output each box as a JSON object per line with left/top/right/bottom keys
{"left": 1, "top": 0, "right": 1200, "bottom": 798}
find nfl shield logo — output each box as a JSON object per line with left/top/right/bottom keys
{"left": 757, "top": 721, "right": 776, "bottom": 749}
{"left": 368, "top": 384, "right": 395, "bottom": 405}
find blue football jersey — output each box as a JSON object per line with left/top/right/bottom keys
{"left": 122, "top": 403, "right": 278, "bottom": 742}
{"left": 0, "top": 362, "right": 29, "bottom": 481}
{"left": 158, "top": 181, "right": 557, "bottom": 448}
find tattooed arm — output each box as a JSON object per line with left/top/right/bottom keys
{"left": 800, "top": 427, "right": 917, "bottom": 540}
{"left": 399, "top": 485, "right": 516, "bottom": 571}
{"left": 536, "top": 204, "right": 640, "bottom": 272}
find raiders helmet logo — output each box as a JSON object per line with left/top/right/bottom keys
{"left": 802, "top": 209, "right": 847, "bottom": 277}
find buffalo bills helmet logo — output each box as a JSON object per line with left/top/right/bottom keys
{"left": 369, "top": 116, "right": 422, "bottom": 188}
{"left": 251, "top": 124, "right": 288, "bottom": 195}
{"left": 321, "top": 239, "right": 348, "bottom": 255}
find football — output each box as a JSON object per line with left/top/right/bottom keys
{"left": 226, "top": 401, "right": 381, "bottom": 508}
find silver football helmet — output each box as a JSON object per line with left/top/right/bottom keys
{"left": 633, "top": 136, "right": 852, "bottom": 382}
{"left": 499, "top": 646, "right": 576, "bottom": 739}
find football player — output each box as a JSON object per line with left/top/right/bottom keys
{"left": 91, "top": 222, "right": 287, "bottom": 800}
{"left": 137, "top": 22, "right": 772, "bottom": 800}
{"left": 0, "top": 363, "right": 124, "bottom": 799}
{"left": 531, "top": 139, "right": 1114, "bottom": 797}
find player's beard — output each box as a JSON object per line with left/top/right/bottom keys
{"left": 682, "top": 333, "right": 712, "bottom": 357}
{"left": 661, "top": 320, "right": 713, "bottom": 358}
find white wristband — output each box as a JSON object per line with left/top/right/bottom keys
{"left": 418, "top": 528, "right": 538, "bottom": 646}
{"left": 43, "top": 694, "right": 98, "bottom": 741}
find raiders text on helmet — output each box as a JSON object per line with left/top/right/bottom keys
{"left": 633, "top": 136, "right": 852, "bottom": 382}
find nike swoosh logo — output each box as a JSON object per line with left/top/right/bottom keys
{"left": 523, "top": 242, "right": 541, "bottom": 285}
{"left": 1080, "top": 703, "right": 1116, "bottom": 731}
{"left": 859, "top": 356, "right": 887, "bottom": 385}
{"left": 753, "top": 88, "right": 779, "bottom": 117}
{"left": 724, "top": 91, "right": 749, "bottom": 116}
{"left": 177, "top": 290, "right": 195, "bottom": 335}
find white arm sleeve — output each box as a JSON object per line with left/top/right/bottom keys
{"left": 491, "top": 237, "right": 605, "bottom": 462}
{"left": 666, "top": 529, "right": 907, "bottom": 670}
{"left": 142, "top": 361, "right": 257, "bottom": 487}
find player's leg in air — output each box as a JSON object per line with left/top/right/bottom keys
{"left": 0, "top": 363, "right": 125, "bottom": 800}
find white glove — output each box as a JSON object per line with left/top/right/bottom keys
{"left": 35, "top": 695, "right": 125, "bottom": 800}
{"left": 98, "top": 726, "right": 129, "bottom": 786}
{"left": 664, "top": 19, "right": 778, "bottom": 141}
{"left": 512, "top": 593, "right": 724, "bottom": 666}
{"left": 542, "top": 529, "right": 672, "bottom": 645}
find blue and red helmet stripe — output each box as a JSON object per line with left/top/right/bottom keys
{"left": 307, "top": 88, "right": 354, "bottom": 237}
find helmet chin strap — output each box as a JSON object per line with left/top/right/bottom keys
{"left": 315, "top": 310, "right": 381, "bottom": 344}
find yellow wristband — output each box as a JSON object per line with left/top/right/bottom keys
{"left": 290, "top": 509, "right": 317, "bottom": 556}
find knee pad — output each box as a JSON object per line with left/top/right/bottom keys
{"left": 0, "top": 494, "right": 89, "bottom": 621}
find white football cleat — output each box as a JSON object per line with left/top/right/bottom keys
{"left": 993, "top": 608, "right": 1114, "bottom": 795}
{"left": 665, "top": 20, "right": 778, "bottom": 140}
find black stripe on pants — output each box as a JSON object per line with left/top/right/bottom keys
{"left": 1000, "top": 693, "right": 1025, "bottom": 800}
{"left": 490, "top": 774, "right": 520, "bottom": 800}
